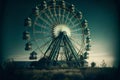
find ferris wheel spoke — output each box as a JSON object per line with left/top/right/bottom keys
{"left": 77, "top": 42, "right": 85, "bottom": 54}
{"left": 56, "top": 14, "right": 61, "bottom": 24}
{"left": 65, "top": 11, "right": 70, "bottom": 24}
{"left": 72, "top": 18, "right": 81, "bottom": 28}
{"left": 48, "top": 8, "right": 57, "bottom": 24}
{"left": 63, "top": 16, "right": 66, "bottom": 24}
{"left": 72, "top": 41, "right": 81, "bottom": 52}
{"left": 67, "top": 14, "right": 76, "bottom": 26}
{"left": 66, "top": 12, "right": 74, "bottom": 26}
{"left": 39, "top": 10, "right": 53, "bottom": 25}
{"left": 70, "top": 37, "right": 83, "bottom": 54}
{"left": 72, "top": 35, "right": 86, "bottom": 53}
{"left": 70, "top": 37, "right": 83, "bottom": 49}
{"left": 44, "top": 12, "right": 54, "bottom": 25}
{"left": 63, "top": 15, "right": 75, "bottom": 28}
{"left": 72, "top": 17, "right": 78, "bottom": 24}
{"left": 58, "top": 8, "right": 63, "bottom": 24}
{"left": 43, "top": 40, "right": 52, "bottom": 50}
{"left": 53, "top": 8, "right": 59, "bottom": 24}
{"left": 46, "top": 8, "right": 56, "bottom": 24}
{"left": 34, "top": 22, "right": 48, "bottom": 29}
{"left": 34, "top": 31, "right": 50, "bottom": 34}
{"left": 73, "top": 23, "right": 80, "bottom": 28}
{"left": 35, "top": 37, "right": 52, "bottom": 54}
{"left": 39, "top": 39, "right": 52, "bottom": 51}
{"left": 58, "top": 7, "right": 62, "bottom": 24}
{"left": 71, "top": 22, "right": 81, "bottom": 29}
{"left": 37, "top": 16, "right": 52, "bottom": 26}
{"left": 65, "top": 13, "right": 75, "bottom": 28}
{"left": 35, "top": 40, "right": 44, "bottom": 54}
{"left": 35, "top": 35, "right": 52, "bottom": 41}
{"left": 71, "top": 34, "right": 82, "bottom": 39}
{"left": 70, "top": 37, "right": 82, "bottom": 46}
{"left": 61, "top": 9, "right": 66, "bottom": 24}
{"left": 71, "top": 36, "right": 83, "bottom": 44}
{"left": 71, "top": 28, "right": 82, "bottom": 33}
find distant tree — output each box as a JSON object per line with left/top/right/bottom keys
{"left": 91, "top": 62, "right": 96, "bottom": 68}
{"left": 101, "top": 60, "right": 107, "bottom": 67}
{"left": 3, "top": 58, "right": 16, "bottom": 71}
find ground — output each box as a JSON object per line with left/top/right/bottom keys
{"left": 2, "top": 67, "right": 119, "bottom": 80}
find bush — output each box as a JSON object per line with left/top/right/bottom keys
{"left": 91, "top": 62, "right": 96, "bottom": 68}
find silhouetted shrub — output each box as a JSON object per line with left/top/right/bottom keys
{"left": 91, "top": 62, "right": 96, "bottom": 68}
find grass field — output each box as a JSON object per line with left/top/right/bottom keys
{"left": 3, "top": 67, "right": 119, "bottom": 80}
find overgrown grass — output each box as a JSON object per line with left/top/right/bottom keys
{"left": 2, "top": 67, "right": 118, "bottom": 80}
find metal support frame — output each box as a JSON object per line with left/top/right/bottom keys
{"left": 39, "top": 32, "right": 81, "bottom": 67}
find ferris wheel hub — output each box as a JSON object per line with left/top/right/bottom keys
{"left": 53, "top": 24, "right": 71, "bottom": 38}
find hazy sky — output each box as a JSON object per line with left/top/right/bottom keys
{"left": 1, "top": 0, "right": 119, "bottom": 67}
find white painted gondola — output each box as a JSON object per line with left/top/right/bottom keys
{"left": 61, "top": 0, "right": 65, "bottom": 9}
{"left": 75, "top": 11, "right": 82, "bottom": 20}
{"left": 23, "top": 31, "right": 30, "bottom": 40}
{"left": 86, "top": 44, "right": 91, "bottom": 51}
{"left": 29, "top": 55, "right": 37, "bottom": 60}
{"left": 24, "top": 17, "right": 32, "bottom": 27}
{"left": 80, "top": 55, "right": 84, "bottom": 61}
{"left": 31, "top": 51, "right": 37, "bottom": 55}
{"left": 84, "top": 52, "right": 89, "bottom": 59}
{"left": 86, "top": 36, "right": 91, "bottom": 43}
{"left": 70, "top": 4, "right": 75, "bottom": 13}
{"left": 52, "top": 0, "right": 56, "bottom": 7}
{"left": 25, "top": 42, "right": 32, "bottom": 51}
{"left": 29, "top": 51, "right": 37, "bottom": 60}
{"left": 33, "top": 6, "right": 39, "bottom": 16}
{"left": 82, "top": 19, "right": 88, "bottom": 28}
{"left": 43, "top": 1, "right": 47, "bottom": 9}
{"left": 84, "top": 28, "right": 90, "bottom": 35}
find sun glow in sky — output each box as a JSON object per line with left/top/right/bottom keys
{"left": 54, "top": 24, "right": 71, "bottom": 37}
{"left": 1, "top": 0, "right": 119, "bottom": 67}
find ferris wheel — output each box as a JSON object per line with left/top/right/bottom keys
{"left": 23, "top": 0, "right": 91, "bottom": 68}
